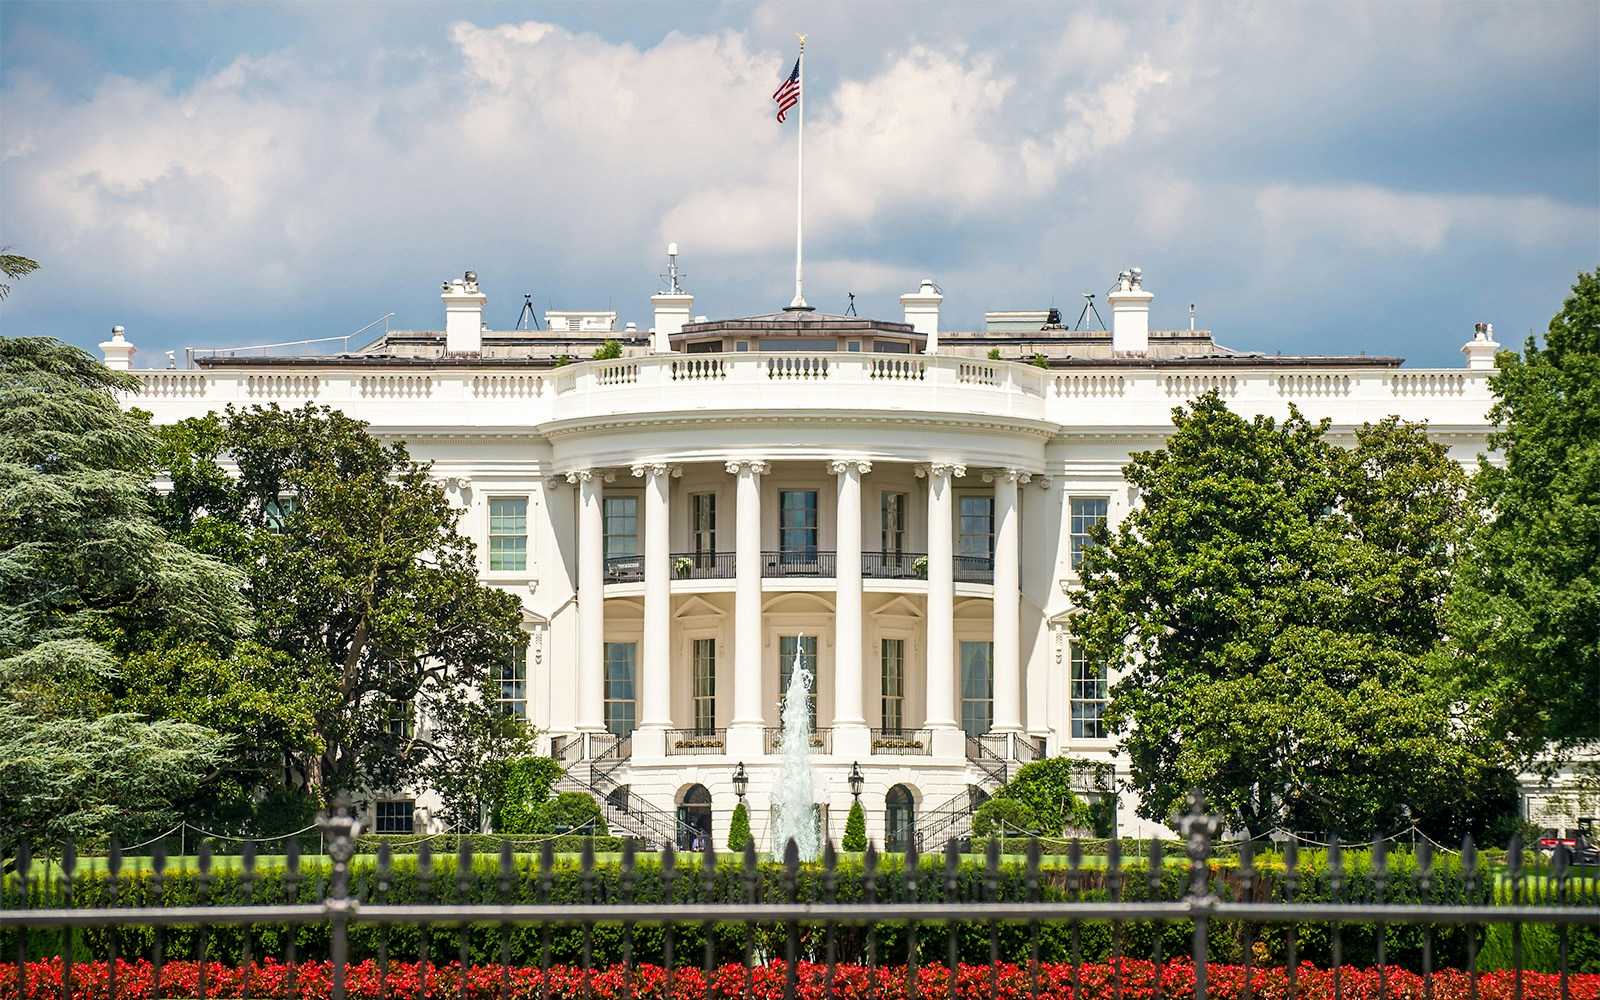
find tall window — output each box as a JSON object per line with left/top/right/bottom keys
{"left": 1070, "top": 646, "right": 1108, "bottom": 739}
{"left": 692, "top": 638, "right": 716, "bottom": 734}
{"left": 959, "top": 495, "right": 995, "bottom": 562}
{"left": 604, "top": 641, "right": 637, "bottom": 737}
{"left": 264, "top": 495, "right": 300, "bottom": 534}
{"left": 603, "top": 496, "right": 639, "bottom": 561}
{"left": 1069, "top": 497, "right": 1109, "bottom": 571}
{"left": 880, "top": 638, "right": 905, "bottom": 733}
{"left": 375, "top": 800, "right": 415, "bottom": 835}
{"left": 778, "top": 635, "right": 818, "bottom": 727}
{"left": 691, "top": 493, "right": 717, "bottom": 563}
{"left": 881, "top": 493, "right": 907, "bottom": 556}
{"left": 488, "top": 497, "right": 528, "bottom": 571}
{"left": 496, "top": 645, "right": 527, "bottom": 718}
{"left": 960, "top": 641, "right": 993, "bottom": 738}
{"left": 779, "top": 490, "right": 819, "bottom": 561}
{"left": 385, "top": 697, "right": 413, "bottom": 740}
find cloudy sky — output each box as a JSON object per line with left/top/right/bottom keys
{"left": 2, "top": 1, "right": 1596, "bottom": 367}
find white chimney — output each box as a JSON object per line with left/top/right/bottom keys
{"left": 650, "top": 243, "right": 693, "bottom": 353}
{"left": 901, "top": 278, "right": 943, "bottom": 354}
{"left": 99, "top": 325, "right": 136, "bottom": 370}
{"left": 1462, "top": 322, "right": 1500, "bottom": 370}
{"left": 441, "top": 271, "right": 487, "bottom": 354}
{"left": 1107, "top": 268, "right": 1153, "bottom": 355}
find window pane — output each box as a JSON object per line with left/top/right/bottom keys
{"left": 693, "top": 638, "right": 716, "bottom": 734}
{"left": 778, "top": 635, "right": 818, "bottom": 727}
{"left": 604, "top": 497, "right": 638, "bottom": 561}
{"left": 605, "top": 641, "right": 637, "bottom": 737}
{"left": 881, "top": 638, "right": 905, "bottom": 733}
{"left": 960, "top": 641, "right": 993, "bottom": 738}
{"left": 496, "top": 645, "right": 527, "bottom": 718}
{"left": 375, "top": 800, "right": 415, "bottom": 835}
{"left": 779, "top": 491, "right": 819, "bottom": 558}
{"left": 692, "top": 493, "right": 717, "bottom": 560}
{"left": 959, "top": 496, "right": 994, "bottom": 560}
{"left": 1070, "top": 497, "right": 1109, "bottom": 571}
{"left": 489, "top": 497, "right": 528, "bottom": 571}
{"left": 881, "top": 493, "right": 906, "bottom": 555}
{"left": 1070, "top": 645, "right": 1108, "bottom": 739}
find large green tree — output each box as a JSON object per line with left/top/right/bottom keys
{"left": 0, "top": 337, "right": 244, "bottom": 848}
{"left": 155, "top": 404, "right": 529, "bottom": 810}
{"left": 1071, "top": 393, "right": 1505, "bottom": 838}
{"left": 1449, "top": 269, "right": 1600, "bottom": 759}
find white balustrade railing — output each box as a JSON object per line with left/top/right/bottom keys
{"left": 125, "top": 355, "right": 1491, "bottom": 432}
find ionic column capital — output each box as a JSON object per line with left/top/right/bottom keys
{"left": 827, "top": 459, "right": 873, "bottom": 477}
{"left": 915, "top": 462, "right": 966, "bottom": 479}
{"left": 631, "top": 463, "right": 681, "bottom": 480}
{"left": 564, "top": 469, "right": 594, "bottom": 485}
{"left": 981, "top": 468, "right": 1031, "bottom": 485}
{"left": 725, "top": 459, "right": 772, "bottom": 476}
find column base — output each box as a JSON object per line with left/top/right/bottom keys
{"left": 631, "top": 727, "right": 668, "bottom": 760}
{"left": 929, "top": 726, "right": 966, "bottom": 759}
{"left": 830, "top": 722, "right": 871, "bottom": 759}
{"left": 726, "top": 722, "right": 767, "bottom": 759}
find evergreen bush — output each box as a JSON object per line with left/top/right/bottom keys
{"left": 727, "top": 803, "right": 751, "bottom": 851}
{"left": 842, "top": 801, "right": 867, "bottom": 851}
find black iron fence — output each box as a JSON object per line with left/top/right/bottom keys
{"left": 4, "top": 793, "right": 1597, "bottom": 1000}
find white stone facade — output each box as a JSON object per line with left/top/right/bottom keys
{"left": 112, "top": 272, "right": 1500, "bottom": 848}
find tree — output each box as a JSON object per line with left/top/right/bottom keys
{"left": 971, "top": 797, "right": 1041, "bottom": 837}
{"left": 727, "top": 802, "right": 752, "bottom": 851}
{"left": 1449, "top": 269, "right": 1600, "bottom": 759}
{"left": 979, "top": 759, "right": 1094, "bottom": 835}
{"left": 592, "top": 339, "right": 622, "bottom": 361}
{"left": 0, "top": 337, "right": 243, "bottom": 846}
{"left": 1072, "top": 392, "right": 1503, "bottom": 837}
{"left": 419, "top": 680, "right": 538, "bottom": 832}
{"left": 0, "top": 247, "right": 39, "bottom": 300}
{"left": 841, "top": 800, "right": 867, "bottom": 851}
{"left": 154, "top": 404, "right": 528, "bottom": 795}
{"left": 497, "top": 757, "right": 567, "bottom": 834}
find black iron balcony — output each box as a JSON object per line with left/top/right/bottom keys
{"left": 603, "top": 554, "right": 644, "bottom": 583}
{"left": 664, "top": 728, "right": 728, "bottom": 755}
{"left": 861, "top": 550, "right": 926, "bottom": 579}
{"left": 763, "top": 726, "right": 832, "bottom": 754}
{"left": 870, "top": 727, "right": 933, "bottom": 755}
{"left": 670, "top": 551, "right": 735, "bottom": 579}
{"left": 953, "top": 553, "right": 995, "bottom": 583}
{"left": 761, "top": 549, "right": 836, "bottom": 578}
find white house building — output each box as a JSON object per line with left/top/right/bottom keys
{"left": 107, "top": 261, "right": 1509, "bottom": 849}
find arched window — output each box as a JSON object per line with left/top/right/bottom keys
{"left": 885, "top": 784, "right": 916, "bottom": 853}
{"left": 677, "top": 784, "right": 713, "bottom": 851}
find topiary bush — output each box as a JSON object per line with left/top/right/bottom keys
{"left": 529, "top": 792, "right": 607, "bottom": 836}
{"left": 727, "top": 803, "right": 751, "bottom": 851}
{"left": 842, "top": 801, "right": 867, "bottom": 851}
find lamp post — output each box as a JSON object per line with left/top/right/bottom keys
{"left": 849, "top": 761, "right": 863, "bottom": 802}
{"left": 733, "top": 762, "right": 748, "bottom": 804}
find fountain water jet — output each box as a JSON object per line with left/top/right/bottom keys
{"left": 770, "top": 636, "right": 821, "bottom": 861}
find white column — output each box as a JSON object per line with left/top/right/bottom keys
{"left": 989, "top": 469, "right": 1026, "bottom": 735}
{"left": 634, "top": 463, "right": 676, "bottom": 736}
{"left": 727, "top": 459, "right": 770, "bottom": 756}
{"left": 830, "top": 459, "right": 871, "bottom": 756}
{"left": 919, "top": 463, "right": 964, "bottom": 738}
{"left": 569, "top": 470, "right": 605, "bottom": 738}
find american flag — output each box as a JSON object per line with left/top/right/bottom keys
{"left": 772, "top": 58, "right": 800, "bottom": 123}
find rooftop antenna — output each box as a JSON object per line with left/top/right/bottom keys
{"left": 661, "top": 242, "right": 686, "bottom": 294}
{"left": 845, "top": 292, "right": 857, "bottom": 317}
{"left": 516, "top": 293, "right": 541, "bottom": 331}
{"left": 1074, "top": 292, "right": 1106, "bottom": 331}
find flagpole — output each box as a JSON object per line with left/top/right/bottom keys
{"left": 789, "top": 34, "right": 809, "bottom": 310}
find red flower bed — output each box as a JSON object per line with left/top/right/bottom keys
{"left": 6, "top": 959, "right": 1596, "bottom": 1000}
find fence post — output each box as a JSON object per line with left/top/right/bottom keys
{"left": 322, "top": 792, "right": 360, "bottom": 1000}
{"left": 1179, "top": 792, "right": 1222, "bottom": 1000}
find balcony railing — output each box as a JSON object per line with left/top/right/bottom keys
{"left": 604, "top": 555, "right": 644, "bottom": 583}
{"left": 953, "top": 554, "right": 994, "bottom": 583}
{"left": 861, "top": 550, "right": 925, "bottom": 579}
{"left": 664, "top": 728, "right": 728, "bottom": 755}
{"left": 869, "top": 727, "right": 932, "bottom": 755}
{"left": 761, "top": 549, "right": 836, "bottom": 578}
{"left": 763, "top": 726, "right": 832, "bottom": 755}
{"left": 670, "top": 551, "right": 735, "bottom": 579}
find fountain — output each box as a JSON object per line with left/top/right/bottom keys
{"left": 769, "top": 636, "right": 822, "bottom": 861}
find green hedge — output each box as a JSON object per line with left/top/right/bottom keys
{"left": 6, "top": 850, "right": 1567, "bottom": 973}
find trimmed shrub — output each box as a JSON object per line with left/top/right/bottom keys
{"left": 842, "top": 801, "right": 867, "bottom": 851}
{"left": 727, "top": 803, "right": 751, "bottom": 851}
{"left": 972, "top": 798, "right": 1041, "bottom": 837}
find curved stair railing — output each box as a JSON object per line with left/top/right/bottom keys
{"left": 548, "top": 735, "right": 696, "bottom": 849}
{"left": 907, "top": 734, "right": 1013, "bottom": 852}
